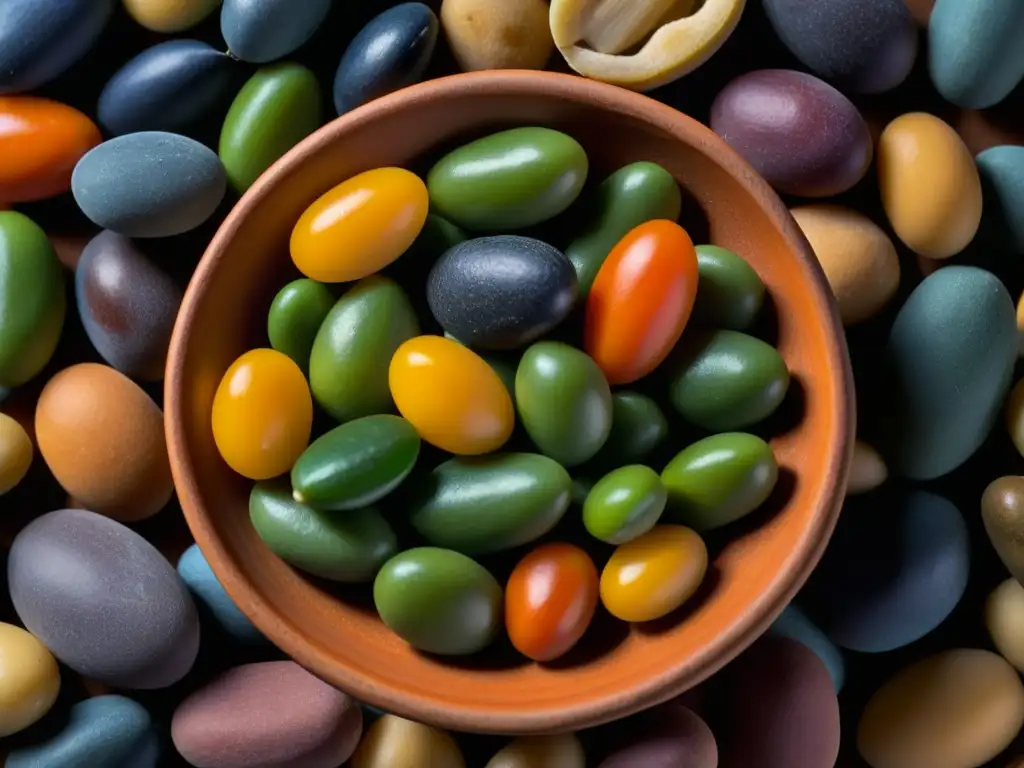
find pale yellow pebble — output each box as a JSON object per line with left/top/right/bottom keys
{"left": 485, "top": 733, "right": 586, "bottom": 768}
{"left": 791, "top": 205, "right": 900, "bottom": 325}
{"left": 351, "top": 715, "right": 466, "bottom": 768}
{"left": 442, "top": 0, "right": 553, "bottom": 72}
{"left": 986, "top": 578, "right": 1024, "bottom": 673}
{"left": 848, "top": 440, "right": 887, "bottom": 495}
{"left": 1006, "top": 378, "right": 1024, "bottom": 459}
{"left": 550, "top": 0, "right": 745, "bottom": 91}
{"left": 877, "top": 112, "right": 982, "bottom": 260}
{"left": 857, "top": 649, "right": 1024, "bottom": 768}
{"left": 0, "top": 623, "right": 60, "bottom": 737}
{"left": 122, "top": 0, "right": 222, "bottom": 33}
{"left": 0, "top": 412, "right": 32, "bottom": 494}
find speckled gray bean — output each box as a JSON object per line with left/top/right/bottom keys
{"left": 71, "top": 131, "right": 226, "bottom": 238}
{"left": 427, "top": 235, "right": 579, "bottom": 350}
{"left": 7, "top": 509, "right": 200, "bottom": 689}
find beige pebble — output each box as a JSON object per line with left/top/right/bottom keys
{"left": 485, "top": 733, "right": 586, "bottom": 768}
{"left": 1017, "top": 289, "right": 1024, "bottom": 355}
{"left": 791, "top": 205, "right": 900, "bottom": 325}
{"left": 122, "top": 0, "right": 222, "bottom": 33}
{"left": 352, "top": 714, "right": 466, "bottom": 768}
{"left": 0, "top": 622, "right": 60, "bottom": 737}
{"left": 441, "top": 0, "right": 553, "bottom": 72}
{"left": 848, "top": 440, "right": 887, "bottom": 495}
{"left": 986, "top": 578, "right": 1024, "bottom": 672}
{"left": 0, "top": 412, "right": 32, "bottom": 494}
{"left": 858, "top": 649, "right": 1024, "bottom": 768}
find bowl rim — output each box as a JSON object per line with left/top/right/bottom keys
{"left": 166, "top": 69, "right": 855, "bottom": 733}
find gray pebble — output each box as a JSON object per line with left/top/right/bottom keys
{"left": 8, "top": 509, "right": 200, "bottom": 689}
{"left": 71, "top": 131, "right": 226, "bottom": 238}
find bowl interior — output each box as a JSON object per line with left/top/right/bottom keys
{"left": 166, "top": 71, "right": 853, "bottom": 734}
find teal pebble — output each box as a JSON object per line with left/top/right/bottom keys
{"left": 769, "top": 603, "right": 845, "bottom": 693}
{"left": 928, "top": 0, "right": 1024, "bottom": 109}
{"left": 876, "top": 266, "right": 1017, "bottom": 480}
{"left": 177, "top": 543, "right": 264, "bottom": 644}
{"left": 977, "top": 145, "right": 1024, "bottom": 253}
{"left": 7, "top": 695, "right": 159, "bottom": 768}
{"left": 71, "top": 132, "right": 227, "bottom": 238}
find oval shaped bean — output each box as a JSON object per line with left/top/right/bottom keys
{"left": 0, "top": 211, "right": 66, "bottom": 387}
{"left": 391, "top": 335, "right": 514, "bottom": 455}
{"left": 334, "top": 3, "right": 439, "bottom": 115}
{"left": 790, "top": 205, "right": 900, "bottom": 325}
{"left": 428, "top": 127, "right": 588, "bottom": 231}
{"left": 487, "top": 734, "right": 586, "bottom": 768}
{"left": 97, "top": 39, "right": 238, "bottom": 136}
{"left": 442, "top": 0, "right": 552, "bottom": 72}
{"left": 877, "top": 113, "right": 981, "bottom": 259}
{"left": 711, "top": 69, "right": 872, "bottom": 197}
{"left": 211, "top": 348, "right": 312, "bottom": 480}
{"left": 506, "top": 543, "right": 598, "bottom": 662}
{"left": 662, "top": 433, "right": 779, "bottom": 531}
{"left": 600, "top": 525, "right": 707, "bottom": 623}
{"left": 691, "top": 244, "right": 765, "bottom": 331}
{"left": 668, "top": 330, "right": 790, "bottom": 431}
{"left": 588, "top": 391, "right": 668, "bottom": 470}
{"left": 353, "top": 715, "right": 465, "bottom": 768}
{"left": 7, "top": 695, "right": 158, "bottom": 768}
{"left": 267, "top": 278, "right": 334, "bottom": 372}
{"left": 250, "top": 481, "right": 397, "bottom": 582}
{"left": 516, "top": 341, "right": 612, "bottom": 467}
{"left": 583, "top": 465, "right": 666, "bottom": 544}
{"left": 72, "top": 131, "right": 227, "bottom": 238}
{"left": 310, "top": 275, "right": 419, "bottom": 423}
{"left": 877, "top": 266, "right": 1015, "bottom": 479}
{"left": 565, "top": 161, "right": 682, "bottom": 296}
{"left": 291, "top": 415, "right": 420, "bottom": 511}
{"left": 585, "top": 220, "right": 699, "bottom": 385}
{"left": 374, "top": 547, "right": 503, "bottom": 656}
{"left": 427, "top": 235, "right": 578, "bottom": 350}
{"left": 124, "top": 0, "right": 221, "bottom": 32}
{"left": 409, "top": 453, "right": 571, "bottom": 555}
{"left": 177, "top": 543, "right": 264, "bottom": 645}
{"left": 221, "top": 0, "right": 332, "bottom": 64}
{"left": 76, "top": 230, "right": 182, "bottom": 381}
{"left": 9, "top": 509, "right": 199, "bottom": 689}
{"left": 0, "top": 413, "right": 32, "bottom": 494}
{"left": 858, "top": 650, "right": 1024, "bottom": 768}
{"left": 0, "top": 0, "right": 113, "bottom": 93}
{"left": 762, "top": 0, "right": 918, "bottom": 93}
{"left": 0, "top": 622, "right": 60, "bottom": 737}
{"left": 221, "top": 62, "right": 323, "bottom": 194}
{"left": 173, "top": 661, "right": 362, "bottom": 768}
{"left": 0, "top": 95, "right": 101, "bottom": 202}
{"left": 986, "top": 578, "right": 1024, "bottom": 673}
{"left": 291, "top": 167, "right": 428, "bottom": 282}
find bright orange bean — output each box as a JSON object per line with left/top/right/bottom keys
{"left": 0, "top": 96, "right": 101, "bottom": 203}
{"left": 584, "top": 219, "right": 699, "bottom": 385}
{"left": 290, "top": 167, "right": 429, "bottom": 283}
{"left": 389, "top": 335, "right": 514, "bottom": 455}
{"left": 505, "top": 542, "right": 599, "bottom": 662}
{"left": 211, "top": 348, "right": 313, "bottom": 480}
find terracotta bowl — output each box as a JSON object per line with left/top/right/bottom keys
{"left": 166, "top": 70, "right": 854, "bottom": 734}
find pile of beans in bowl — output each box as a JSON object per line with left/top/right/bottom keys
{"left": 211, "top": 125, "right": 789, "bottom": 661}
{"left": 2, "top": 0, "right": 1024, "bottom": 766}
